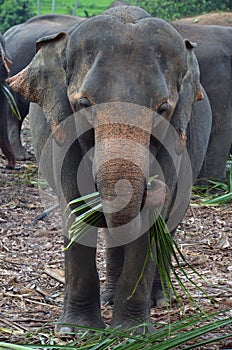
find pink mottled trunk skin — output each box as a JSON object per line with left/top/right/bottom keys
{"left": 93, "top": 104, "right": 153, "bottom": 235}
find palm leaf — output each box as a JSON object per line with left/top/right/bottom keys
{"left": 0, "top": 83, "right": 21, "bottom": 120}
{"left": 66, "top": 185, "right": 212, "bottom": 303}
{"left": 0, "top": 311, "right": 231, "bottom": 349}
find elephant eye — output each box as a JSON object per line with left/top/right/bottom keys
{"left": 79, "top": 97, "right": 92, "bottom": 109}
{"left": 157, "top": 102, "right": 171, "bottom": 117}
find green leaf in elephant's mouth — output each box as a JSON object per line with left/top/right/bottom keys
{"left": 66, "top": 177, "right": 214, "bottom": 306}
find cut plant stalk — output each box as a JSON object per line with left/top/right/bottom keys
{"left": 149, "top": 211, "right": 214, "bottom": 306}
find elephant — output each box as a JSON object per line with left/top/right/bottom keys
{"left": 8, "top": 5, "right": 212, "bottom": 333}
{"left": 3, "top": 10, "right": 230, "bottom": 185}
{"left": 172, "top": 22, "right": 232, "bottom": 182}
{"left": 3, "top": 14, "right": 82, "bottom": 161}
{"left": 0, "top": 33, "right": 15, "bottom": 168}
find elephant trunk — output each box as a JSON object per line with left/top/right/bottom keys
{"left": 92, "top": 103, "right": 155, "bottom": 243}
{"left": 96, "top": 158, "right": 146, "bottom": 230}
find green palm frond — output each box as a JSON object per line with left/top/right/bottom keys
{"left": 193, "top": 157, "right": 232, "bottom": 206}
{"left": 0, "top": 310, "right": 231, "bottom": 349}
{"left": 0, "top": 83, "right": 21, "bottom": 120}
{"left": 66, "top": 184, "right": 212, "bottom": 303}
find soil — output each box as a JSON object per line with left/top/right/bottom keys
{"left": 1, "top": 11, "right": 232, "bottom": 347}
{"left": 172, "top": 11, "right": 232, "bottom": 26}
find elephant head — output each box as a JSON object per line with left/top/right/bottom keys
{"left": 8, "top": 15, "right": 203, "bottom": 241}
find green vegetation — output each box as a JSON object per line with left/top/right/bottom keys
{"left": 66, "top": 180, "right": 211, "bottom": 304}
{"left": 33, "top": 0, "right": 232, "bottom": 19}
{"left": 0, "top": 310, "right": 231, "bottom": 348}
{"left": 193, "top": 156, "right": 232, "bottom": 206}
{"left": 0, "top": 0, "right": 35, "bottom": 33}
{"left": 139, "top": 0, "right": 231, "bottom": 20}
{"left": 0, "top": 0, "right": 231, "bottom": 30}
{"left": 34, "top": 0, "right": 114, "bottom": 16}
{"left": 0, "top": 83, "right": 21, "bottom": 119}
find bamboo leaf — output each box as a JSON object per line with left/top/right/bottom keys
{"left": 0, "top": 83, "right": 21, "bottom": 120}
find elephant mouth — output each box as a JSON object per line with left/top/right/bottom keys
{"left": 98, "top": 178, "right": 169, "bottom": 229}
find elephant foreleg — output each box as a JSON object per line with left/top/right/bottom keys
{"left": 111, "top": 233, "right": 155, "bottom": 334}
{"left": 8, "top": 98, "right": 31, "bottom": 160}
{"left": 56, "top": 238, "right": 105, "bottom": 334}
{"left": 101, "top": 239, "right": 124, "bottom": 305}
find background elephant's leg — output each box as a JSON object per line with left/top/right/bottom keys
{"left": 151, "top": 266, "right": 172, "bottom": 307}
{"left": 8, "top": 97, "right": 31, "bottom": 160}
{"left": 198, "top": 126, "right": 232, "bottom": 185}
{"left": 101, "top": 243, "right": 124, "bottom": 305}
{"left": 111, "top": 234, "right": 155, "bottom": 333}
{"left": 56, "top": 239, "right": 105, "bottom": 333}
{"left": 0, "top": 90, "right": 15, "bottom": 168}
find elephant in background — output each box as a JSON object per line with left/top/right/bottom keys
{"left": 172, "top": 22, "right": 232, "bottom": 182}
{"left": 3, "top": 14, "right": 82, "bottom": 161}
{"left": 0, "top": 33, "right": 15, "bottom": 168}
{"left": 8, "top": 6, "right": 212, "bottom": 333}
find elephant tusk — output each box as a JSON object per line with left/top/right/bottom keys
{"left": 175, "top": 130, "right": 187, "bottom": 155}
{"left": 195, "top": 86, "right": 204, "bottom": 101}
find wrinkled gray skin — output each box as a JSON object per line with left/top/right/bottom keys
{"left": 8, "top": 6, "right": 212, "bottom": 333}
{"left": 3, "top": 14, "right": 82, "bottom": 160}
{"left": 0, "top": 33, "right": 15, "bottom": 168}
{"left": 172, "top": 22, "right": 232, "bottom": 182}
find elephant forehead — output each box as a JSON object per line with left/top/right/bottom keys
{"left": 67, "top": 17, "right": 185, "bottom": 107}
{"left": 68, "top": 16, "right": 186, "bottom": 65}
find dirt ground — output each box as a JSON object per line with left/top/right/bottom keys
{"left": 172, "top": 11, "right": 232, "bottom": 26}
{"left": 1, "top": 11, "right": 232, "bottom": 348}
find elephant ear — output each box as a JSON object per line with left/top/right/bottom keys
{"left": 7, "top": 32, "right": 72, "bottom": 145}
{"left": 171, "top": 40, "right": 204, "bottom": 154}
{"left": 0, "top": 39, "right": 12, "bottom": 75}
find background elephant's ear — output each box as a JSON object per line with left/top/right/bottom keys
{"left": 8, "top": 32, "right": 73, "bottom": 144}
{"left": 35, "top": 32, "right": 67, "bottom": 52}
{"left": 171, "top": 39, "right": 204, "bottom": 154}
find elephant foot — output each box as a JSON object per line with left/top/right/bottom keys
{"left": 55, "top": 311, "right": 105, "bottom": 335}
{"left": 6, "top": 160, "right": 16, "bottom": 169}
{"left": 14, "top": 148, "right": 32, "bottom": 161}
{"left": 111, "top": 318, "right": 155, "bottom": 335}
{"left": 151, "top": 287, "right": 174, "bottom": 307}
